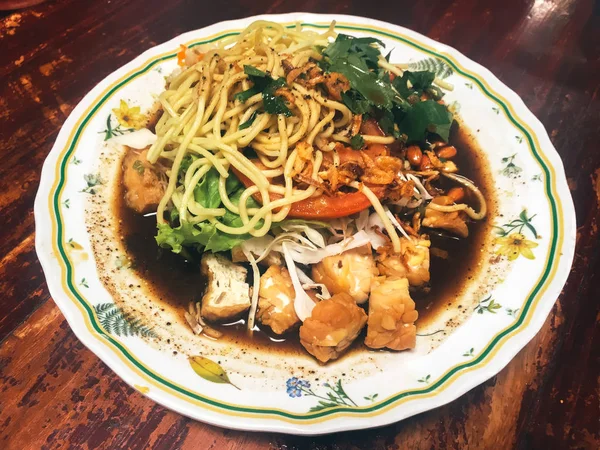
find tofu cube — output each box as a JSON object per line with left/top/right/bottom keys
{"left": 200, "top": 253, "right": 251, "bottom": 322}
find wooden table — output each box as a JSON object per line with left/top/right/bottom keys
{"left": 1, "top": 0, "right": 598, "bottom": 448}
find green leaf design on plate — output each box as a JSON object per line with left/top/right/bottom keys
{"left": 409, "top": 57, "right": 453, "bottom": 79}
{"left": 189, "top": 356, "right": 240, "bottom": 390}
{"left": 462, "top": 347, "right": 475, "bottom": 357}
{"left": 418, "top": 374, "right": 431, "bottom": 383}
{"left": 94, "top": 303, "right": 157, "bottom": 338}
{"left": 81, "top": 173, "right": 103, "bottom": 194}
{"left": 506, "top": 307, "right": 520, "bottom": 318}
{"left": 475, "top": 295, "right": 502, "bottom": 314}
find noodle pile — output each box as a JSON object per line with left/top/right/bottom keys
{"left": 146, "top": 21, "right": 404, "bottom": 247}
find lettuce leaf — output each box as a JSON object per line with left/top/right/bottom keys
{"left": 156, "top": 169, "right": 262, "bottom": 254}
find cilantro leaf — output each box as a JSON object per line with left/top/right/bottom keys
{"left": 393, "top": 71, "right": 436, "bottom": 98}
{"left": 329, "top": 56, "right": 396, "bottom": 109}
{"left": 324, "top": 34, "right": 384, "bottom": 70}
{"left": 341, "top": 90, "right": 372, "bottom": 115}
{"left": 234, "top": 65, "right": 291, "bottom": 116}
{"left": 350, "top": 134, "right": 365, "bottom": 150}
{"left": 239, "top": 111, "right": 257, "bottom": 130}
{"left": 398, "top": 100, "right": 453, "bottom": 142}
{"left": 262, "top": 77, "right": 292, "bottom": 116}
{"left": 319, "top": 36, "right": 453, "bottom": 144}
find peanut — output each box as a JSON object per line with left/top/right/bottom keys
{"left": 406, "top": 146, "right": 423, "bottom": 166}
{"left": 436, "top": 145, "right": 457, "bottom": 159}
{"left": 419, "top": 154, "right": 433, "bottom": 171}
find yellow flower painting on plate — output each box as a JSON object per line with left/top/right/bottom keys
{"left": 112, "top": 100, "right": 146, "bottom": 129}
{"left": 493, "top": 210, "right": 540, "bottom": 260}
{"left": 494, "top": 233, "right": 538, "bottom": 260}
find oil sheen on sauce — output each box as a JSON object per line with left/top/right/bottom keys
{"left": 116, "top": 123, "right": 495, "bottom": 356}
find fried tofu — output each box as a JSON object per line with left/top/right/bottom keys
{"left": 365, "top": 277, "right": 418, "bottom": 351}
{"left": 200, "top": 253, "right": 251, "bottom": 322}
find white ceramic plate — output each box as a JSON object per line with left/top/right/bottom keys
{"left": 35, "top": 13, "right": 576, "bottom": 434}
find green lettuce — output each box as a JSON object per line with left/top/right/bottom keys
{"left": 156, "top": 168, "right": 262, "bottom": 254}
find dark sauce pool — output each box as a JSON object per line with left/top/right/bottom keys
{"left": 116, "top": 123, "right": 495, "bottom": 355}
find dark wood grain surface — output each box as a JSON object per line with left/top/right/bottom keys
{"left": 1, "top": 0, "right": 598, "bottom": 448}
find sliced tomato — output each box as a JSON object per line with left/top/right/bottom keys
{"left": 231, "top": 118, "right": 393, "bottom": 219}
{"left": 232, "top": 167, "right": 386, "bottom": 219}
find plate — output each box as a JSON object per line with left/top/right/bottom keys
{"left": 34, "top": 13, "right": 576, "bottom": 434}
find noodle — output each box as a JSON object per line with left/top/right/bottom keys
{"left": 148, "top": 22, "right": 353, "bottom": 236}
{"left": 145, "top": 20, "right": 485, "bottom": 254}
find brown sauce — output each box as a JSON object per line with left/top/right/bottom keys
{"left": 116, "top": 122, "right": 494, "bottom": 354}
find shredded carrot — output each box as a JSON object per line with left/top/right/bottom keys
{"left": 177, "top": 44, "right": 187, "bottom": 67}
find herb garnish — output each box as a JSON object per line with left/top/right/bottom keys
{"left": 350, "top": 134, "right": 365, "bottom": 150}
{"left": 239, "top": 110, "right": 258, "bottom": 130}
{"left": 234, "top": 66, "right": 292, "bottom": 116}
{"left": 319, "top": 34, "right": 453, "bottom": 142}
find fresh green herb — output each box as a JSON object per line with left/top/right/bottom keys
{"left": 319, "top": 35, "right": 454, "bottom": 143}
{"left": 397, "top": 100, "right": 453, "bottom": 142}
{"left": 244, "top": 65, "right": 268, "bottom": 77}
{"left": 262, "top": 77, "right": 291, "bottom": 116}
{"left": 341, "top": 90, "right": 372, "bottom": 115}
{"left": 239, "top": 111, "right": 258, "bottom": 130}
{"left": 392, "top": 71, "right": 435, "bottom": 99}
{"left": 350, "top": 134, "right": 365, "bottom": 150}
{"left": 132, "top": 160, "right": 145, "bottom": 175}
{"left": 234, "top": 65, "right": 292, "bottom": 116}
{"left": 323, "top": 34, "right": 384, "bottom": 70}
{"left": 377, "top": 109, "right": 400, "bottom": 138}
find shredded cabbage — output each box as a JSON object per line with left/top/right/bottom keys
{"left": 110, "top": 128, "right": 157, "bottom": 149}
{"left": 284, "top": 230, "right": 373, "bottom": 265}
{"left": 281, "top": 243, "right": 315, "bottom": 322}
{"left": 296, "top": 268, "right": 331, "bottom": 301}
{"left": 244, "top": 250, "right": 261, "bottom": 331}
{"left": 384, "top": 207, "right": 412, "bottom": 241}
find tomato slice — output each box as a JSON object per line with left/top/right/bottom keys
{"left": 231, "top": 167, "right": 387, "bottom": 219}
{"left": 232, "top": 118, "right": 393, "bottom": 219}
